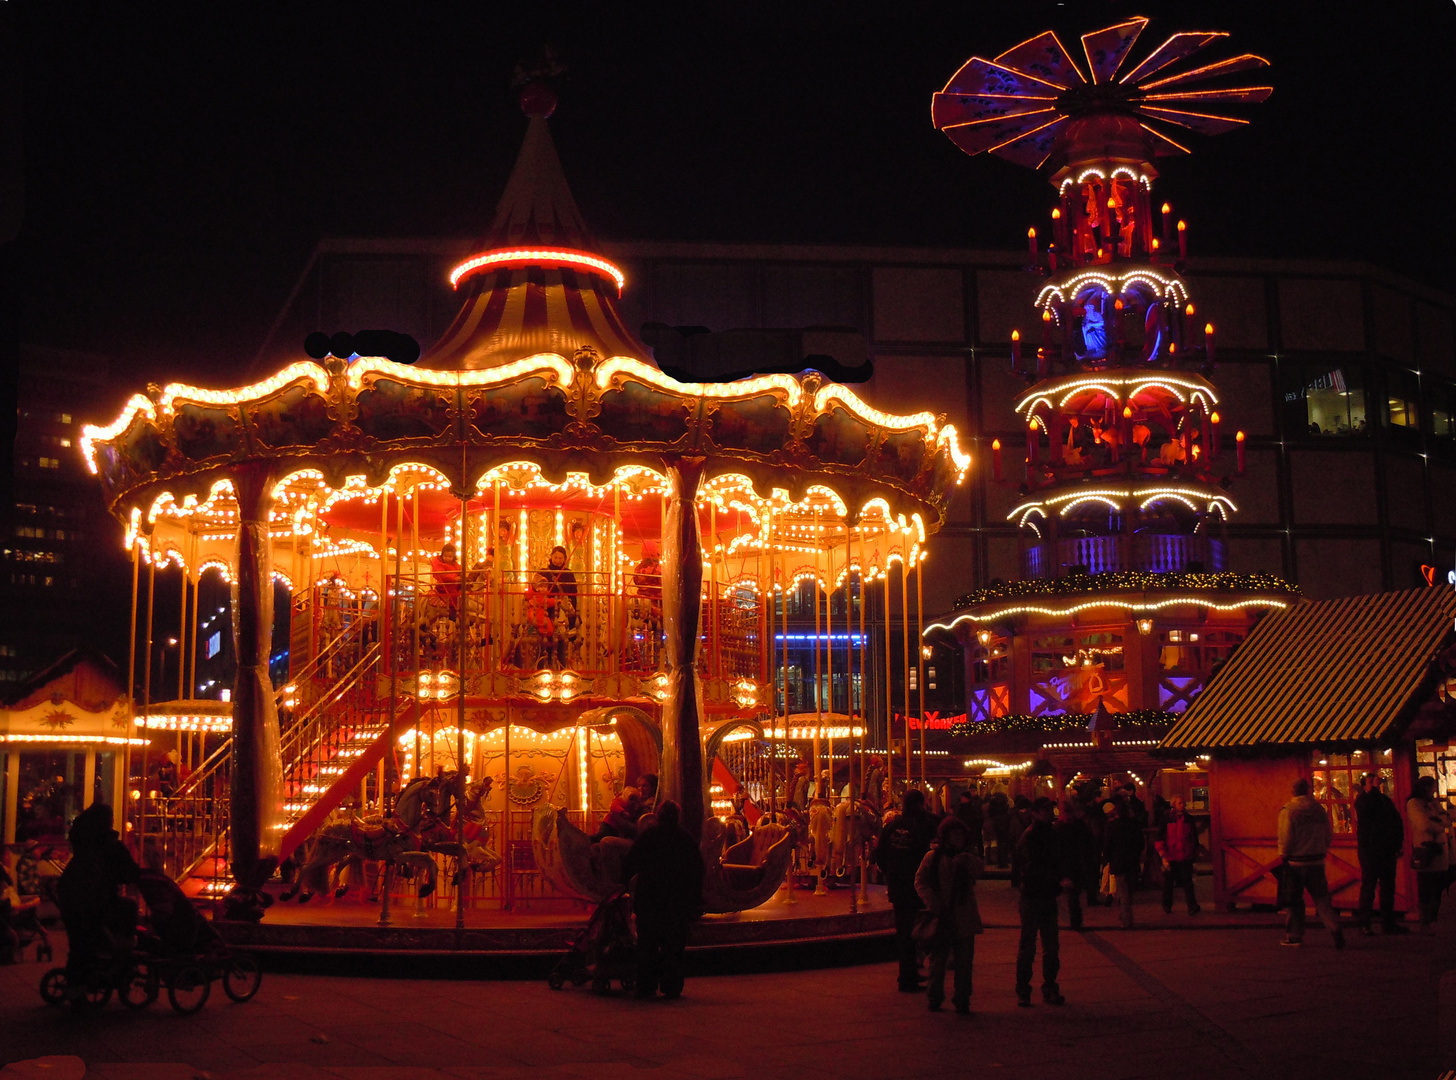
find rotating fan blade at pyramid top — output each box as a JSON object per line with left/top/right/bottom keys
{"left": 932, "top": 16, "right": 1270, "bottom": 176}
{"left": 933, "top": 16, "right": 1272, "bottom": 378}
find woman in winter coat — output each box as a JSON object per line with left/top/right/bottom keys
{"left": 914, "top": 816, "right": 984, "bottom": 1015}
{"left": 1406, "top": 775, "right": 1451, "bottom": 934}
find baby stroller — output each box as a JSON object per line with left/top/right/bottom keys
{"left": 40, "top": 870, "right": 261, "bottom": 1015}
{"left": 547, "top": 890, "right": 636, "bottom": 994}
{"left": 1, "top": 862, "right": 53, "bottom": 963}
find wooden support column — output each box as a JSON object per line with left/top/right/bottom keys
{"left": 230, "top": 462, "right": 283, "bottom": 889}
{"left": 659, "top": 456, "right": 707, "bottom": 838}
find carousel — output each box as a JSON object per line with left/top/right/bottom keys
{"left": 79, "top": 82, "right": 968, "bottom": 934}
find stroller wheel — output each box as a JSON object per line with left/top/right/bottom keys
{"left": 547, "top": 970, "right": 566, "bottom": 991}
{"left": 121, "top": 963, "right": 160, "bottom": 1009}
{"left": 40, "top": 967, "right": 67, "bottom": 1006}
{"left": 222, "top": 954, "right": 262, "bottom": 1003}
{"left": 167, "top": 964, "right": 211, "bottom": 1015}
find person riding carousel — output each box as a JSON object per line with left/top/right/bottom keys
{"left": 430, "top": 542, "right": 462, "bottom": 613}
{"left": 527, "top": 545, "right": 578, "bottom": 668}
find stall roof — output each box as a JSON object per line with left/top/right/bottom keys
{"left": 1161, "top": 588, "right": 1456, "bottom": 752}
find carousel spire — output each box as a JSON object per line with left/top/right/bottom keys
{"left": 419, "top": 80, "right": 652, "bottom": 371}
{"left": 481, "top": 82, "right": 593, "bottom": 250}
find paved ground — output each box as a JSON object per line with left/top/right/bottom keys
{"left": 4, "top": 875, "right": 1453, "bottom": 1080}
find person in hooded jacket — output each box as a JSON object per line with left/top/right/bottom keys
{"left": 1354, "top": 773, "right": 1407, "bottom": 935}
{"left": 1054, "top": 799, "right": 1097, "bottom": 930}
{"left": 1277, "top": 778, "right": 1344, "bottom": 948}
{"left": 1154, "top": 796, "right": 1201, "bottom": 916}
{"left": 1014, "top": 797, "right": 1070, "bottom": 1007}
{"left": 623, "top": 799, "right": 704, "bottom": 998}
{"left": 875, "top": 788, "right": 937, "bottom": 992}
{"left": 1104, "top": 800, "right": 1144, "bottom": 929}
{"left": 56, "top": 802, "right": 139, "bottom": 991}
{"left": 914, "top": 816, "right": 984, "bottom": 1015}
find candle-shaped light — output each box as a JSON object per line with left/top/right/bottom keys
{"left": 1027, "top": 419, "right": 1039, "bottom": 465}
{"left": 1161, "top": 202, "right": 1172, "bottom": 242}
{"left": 1027, "top": 227, "right": 1038, "bottom": 263}
{"left": 1051, "top": 206, "right": 1064, "bottom": 250}
{"left": 991, "top": 438, "right": 1003, "bottom": 481}
{"left": 1204, "top": 322, "right": 1216, "bottom": 365}
{"left": 1011, "top": 329, "right": 1021, "bottom": 370}
{"left": 1048, "top": 244, "right": 1057, "bottom": 272}
{"left": 1177, "top": 219, "right": 1188, "bottom": 260}
{"left": 1210, "top": 410, "right": 1221, "bottom": 457}
{"left": 1236, "top": 430, "right": 1246, "bottom": 475}
{"left": 1040, "top": 309, "right": 1052, "bottom": 376}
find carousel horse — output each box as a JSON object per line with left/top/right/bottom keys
{"left": 830, "top": 799, "right": 880, "bottom": 879}
{"left": 282, "top": 774, "right": 453, "bottom": 903}
{"left": 416, "top": 772, "right": 501, "bottom": 881}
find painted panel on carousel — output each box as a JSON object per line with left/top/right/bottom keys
{"left": 879, "top": 429, "right": 927, "bottom": 484}
{"left": 805, "top": 406, "right": 872, "bottom": 468}
{"left": 354, "top": 378, "right": 454, "bottom": 441}
{"left": 248, "top": 386, "right": 334, "bottom": 449}
{"left": 704, "top": 393, "right": 793, "bottom": 456}
{"left": 109, "top": 419, "right": 168, "bottom": 486}
{"left": 172, "top": 403, "right": 244, "bottom": 461}
{"left": 594, "top": 380, "right": 693, "bottom": 447}
{"left": 467, "top": 377, "right": 571, "bottom": 440}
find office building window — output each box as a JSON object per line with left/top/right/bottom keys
{"left": 1431, "top": 383, "right": 1456, "bottom": 441}
{"left": 1281, "top": 360, "right": 1368, "bottom": 437}
{"left": 1386, "top": 369, "right": 1421, "bottom": 431}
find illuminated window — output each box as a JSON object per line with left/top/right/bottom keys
{"left": 206, "top": 632, "right": 222, "bottom": 659}
{"left": 1282, "top": 361, "right": 1367, "bottom": 437}
{"left": 57, "top": 413, "right": 71, "bottom": 424}
{"left": 1312, "top": 750, "right": 1392, "bottom": 836}
{"left": 1386, "top": 370, "right": 1421, "bottom": 431}
{"left": 1431, "top": 384, "right": 1456, "bottom": 441}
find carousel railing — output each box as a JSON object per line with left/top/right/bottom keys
{"left": 383, "top": 572, "right": 762, "bottom": 683}
{"left": 157, "top": 641, "right": 384, "bottom": 889}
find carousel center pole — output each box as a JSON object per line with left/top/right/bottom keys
{"left": 882, "top": 531, "right": 893, "bottom": 803}
{"left": 916, "top": 554, "right": 927, "bottom": 793}
{"left": 455, "top": 477, "right": 469, "bottom": 931}
{"left": 659, "top": 455, "right": 707, "bottom": 838}
{"left": 124, "top": 538, "right": 139, "bottom": 851}
{"left": 900, "top": 544, "right": 912, "bottom": 794}
{"left": 139, "top": 548, "right": 155, "bottom": 860}
{"left": 230, "top": 461, "right": 284, "bottom": 890}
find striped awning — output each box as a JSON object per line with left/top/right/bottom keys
{"left": 1161, "top": 587, "right": 1456, "bottom": 751}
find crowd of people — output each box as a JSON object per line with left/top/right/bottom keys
{"left": 872, "top": 769, "right": 1448, "bottom": 1016}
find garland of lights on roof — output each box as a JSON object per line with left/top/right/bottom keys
{"left": 949, "top": 709, "right": 1179, "bottom": 738}
{"left": 952, "top": 571, "right": 1300, "bottom": 612}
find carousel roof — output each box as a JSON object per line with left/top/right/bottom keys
{"left": 79, "top": 88, "right": 969, "bottom": 573}
{"left": 421, "top": 96, "right": 647, "bottom": 372}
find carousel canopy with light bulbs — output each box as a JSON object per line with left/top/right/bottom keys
{"left": 81, "top": 93, "right": 968, "bottom": 580}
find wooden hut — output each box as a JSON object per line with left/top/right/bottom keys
{"left": 1160, "top": 587, "right": 1456, "bottom": 911}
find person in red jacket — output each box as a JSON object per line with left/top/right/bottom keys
{"left": 1155, "top": 796, "right": 1202, "bottom": 916}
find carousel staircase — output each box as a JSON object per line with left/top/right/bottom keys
{"left": 172, "top": 629, "right": 395, "bottom": 899}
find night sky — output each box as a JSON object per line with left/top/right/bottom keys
{"left": 15, "top": 0, "right": 1456, "bottom": 386}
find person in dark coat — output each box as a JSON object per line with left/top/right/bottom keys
{"left": 1008, "top": 796, "right": 1034, "bottom": 887}
{"left": 987, "top": 792, "right": 1011, "bottom": 867}
{"left": 954, "top": 790, "right": 985, "bottom": 859}
{"left": 1054, "top": 799, "right": 1097, "bottom": 930}
{"left": 56, "top": 802, "right": 139, "bottom": 991}
{"left": 622, "top": 800, "right": 704, "bottom": 999}
{"left": 874, "top": 788, "right": 937, "bottom": 992}
{"left": 1355, "top": 773, "right": 1408, "bottom": 935}
{"left": 1014, "top": 797, "right": 1069, "bottom": 1007}
{"left": 1104, "top": 800, "right": 1145, "bottom": 929}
